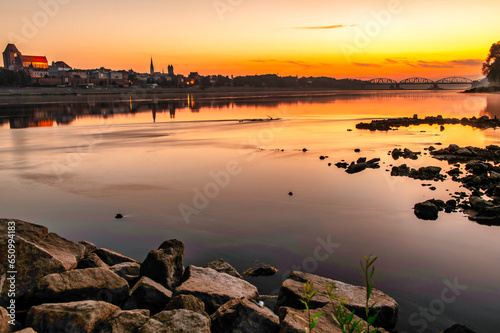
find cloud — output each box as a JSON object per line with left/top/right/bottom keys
{"left": 385, "top": 58, "right": 482, "bottom": 68}
{"left": 290, "top": 24, "right": 357, "bottom": 30}
{"left": 249, "top": 59, "right": 319, "bottom": 68}
{"left": 353, "top": 62, "right": 382, "bottom": 68}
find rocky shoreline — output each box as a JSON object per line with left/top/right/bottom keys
{"left": 0, "top": 219, "right": 474, "bottom": 333}
{"left": 334, "top": 142, "right": 500, "bottom": 225}
{"left": 356, "top": 115, "right": 500, "bottom": 131}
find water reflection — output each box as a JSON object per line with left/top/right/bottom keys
{"left": 1, "top": 91, "right": 500, "bottom": 129}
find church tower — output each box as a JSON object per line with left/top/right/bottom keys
{"left": 150, "top": 57, "right": 154, "bottom": 76}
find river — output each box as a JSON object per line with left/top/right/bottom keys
{"left": 0, "top": 89, "right": 499, "bottom": 332}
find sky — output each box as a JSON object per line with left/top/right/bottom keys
{"left": 0, "top": 0, "right": 499, "bottom": 80}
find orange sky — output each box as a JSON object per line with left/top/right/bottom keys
{"left": 1, "top": 0, "right": 498, "bottom": 80}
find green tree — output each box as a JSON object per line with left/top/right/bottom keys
{"left": 482, "top": 41, "right": 500, "bottom": 85}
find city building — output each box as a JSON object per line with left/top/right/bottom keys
{"left": 48, "top": 61, "right": 72, "bottom": 78}
{"left": 3, "top": 44, "right": 48, "bottom": 71}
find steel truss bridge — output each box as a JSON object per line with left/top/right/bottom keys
{"left": 366, "top": 77, "right": 473, "bottom": 88}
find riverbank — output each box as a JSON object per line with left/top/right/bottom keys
{"left": 0, "top": 219, "right": 475, "bottom": 333}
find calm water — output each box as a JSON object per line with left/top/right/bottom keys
{"left": 1, "top": 90, "right": 499, "bottom": 332}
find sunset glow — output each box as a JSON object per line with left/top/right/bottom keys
{"left": 1, "top": 0, "right": 498, "bottom": 79}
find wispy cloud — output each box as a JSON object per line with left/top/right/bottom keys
{"left": 385, "top": 58, "right": 482, "bottom": 68}
{"left": 353, "top": 62, "right": 382, "bottom": 68}
{"left": 249, "top": 59, "right": 321, "bottom": 68}
{"left": 290, "top": 24, "right": 357, "bottom": 30}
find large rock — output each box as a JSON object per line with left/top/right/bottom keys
{"left": 211, "top": 298, "right": 280, "bottom": 333}
{"left": 122, "top": 276, "right": 172, "bottom": 315}
{"left": 0, "top": 219, "right": 85, "bottom": 306}
{"left": 279, "top": 306, "right": 343, "bottom": 333}
{"left": 15, "top": 329, "right": 37, "bottom": 333}
{"left": 94, "top": 248, "right": 140, "bottom": 266}
{"left": 26, "top": 300, "right": 120, "bottom": 333}
{"left": 99, "top": 309, "right": 150, "bottom": 333}
{"left": 203, "top": 259, "right": 243, "bottom": 279}
{"left": 0, "top": 306, "right": 12, "bottom": 333}
{"left": 165, "top": 294, "right": 208, "bottom": 317}
{"left": 278, "top": 305, "right": 387, "bottom": 333}
{"left": 414, "top": 201, "right": 439, "bottom": 220}
{"left": 77, "top": 252, "right": 108, "bottom": 269}
{"left": 139, "top": 309, "right": 210, "bottom": 333}
{"left": 33, "top": 267, "right": 129, "bottom": 305}
{"left": 139, "top": 239, "right": 185, "bottom": 290}
{"left": 111, "top": 262, "right": 141, "bottom": 285}
{"left": 277, "top": 271, "right": 398, "bottom": 331}
{"left": 174, "top": 265, "right": 259, "bottom": 314}
{"left": 78, "top": 240, "right": 97, "bottom": 256}
{"left": 441, "top": 324, "right": 477, "bottom": 333}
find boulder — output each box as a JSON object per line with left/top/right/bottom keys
{"left": 0, "top": 306, "right": 11, "bottom": 333}
{"left": 26, "top": 300, "right": 120, "bottom": 333}
{"left": 346, "top": 162, "right": 366, "bottom": 174}
{"left": 33, "top": 267, "right": 129, "bottom": 306}
{"left": 203, "top": 259, "right": 243, "bottom": 279}
{"left": 165, "top": 294, "right": 208, "bottom": 317}
{"left": 139, "top": 309, "right": 210, "bottom": 333}
{"left": 414, "top": 201, "right": 439, "bottom": 220}
{"left": 0, "top": 220, "right": 85, "bottom": 306}
{"left": 94, "top": 248, "right": 140, "bottom": 266}
{"left": 122, "top": 276, "right": 172, "bottom": 315}
{"left": 110, "top": 262, "right": 141, "bottom": 285}
{"left": 456, "top": 148, "right": 472, "bottom": 156}
{"left": 174, "top": 265, "right": 259, "bottom": 314}
{"left": 76, "top": 252, "right": 108, "bottom": 269}
{"left": 277, "top": 271, "right": 398, "bottom": 331}
{"left": 279, "top": 306, "right": 343, "bottom": 333}
{"left": 78, "top": 240, "right": 97, "bottom": 256}
{"left": 210, "top": 298, "right": 280, "bottom": 333}
{"left": 469, "top": 196, "right": 494, "bottom": 210}
{"left": 99, "top": 309, "right": 150, "bottom": 333}
{"left": 15, "top": 329, "right": 37, "bottom": 333}
{"left": 139, "top": 239, "right": 185, "bottom": 290}
{"left": 243, "top": 265, "right": 278, "bottom": 277}
{"left": 441, "top": 323, "right": 477, "bottom": 333}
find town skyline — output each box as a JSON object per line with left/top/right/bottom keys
{"left": 1, "top": 0, "right": 499, "bottom": 80}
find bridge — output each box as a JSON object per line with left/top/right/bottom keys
{"left": 366, "top": 77, "right": 473, "bottom": 89}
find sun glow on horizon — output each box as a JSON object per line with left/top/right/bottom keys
{"left": 1, "top": 0, "right": 498, "bottom": 79}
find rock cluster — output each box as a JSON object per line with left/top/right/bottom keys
{"left": 356, "top": 115, "right": 500, "bottom": 131}
{"left": 0, "top": 219, "right": 409, "bottom": 333}
{"left": 335, "top": 157, "right": 381, "bottom": 174}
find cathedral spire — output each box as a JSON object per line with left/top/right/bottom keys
{"left": 150, "top": 57, "right": 154, "bottom": 76}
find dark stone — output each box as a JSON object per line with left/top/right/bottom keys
{"left": 77, "top": 252, "right": 108, "bottom": 269}
{"left": 441, "top": 323, "right": 477, "bottom": 333}
{"left": 139, "top": 239, "right": 184, "bottom": 290}
{"left": 288, "top": 192, "right": 293, "bottom": 196}
{"left": 354, "top": 148, "right": 361, "bottom": 152}
{"left": 122, "top": 276, "right": 172, "bottom": 315}
{"left": 115, "top": 213, "right": 124, "bottom": 219}
{"left": 414, "top": 201, "right": 439, "bottom": 220}
{"left": 165, "top": 294, "right": 208, "bottom": 318}
{"left": 203, "top": 259, "right": 243, "bottom": 279}
{"left": 243, "top": 265, "right": 278, "bottom": 277}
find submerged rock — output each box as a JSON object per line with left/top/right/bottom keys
{"left": 243, "top": 265, "right": 278, "bottom": 277}
{"left": 414, "top": 201, "right": 439, "bottom": 220}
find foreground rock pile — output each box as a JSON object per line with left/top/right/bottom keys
{"left": 0, "top": 219, "right": 478, "bottom": 332}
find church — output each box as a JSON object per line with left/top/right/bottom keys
{"left": 3, "top": 44, "right": 49, "bottom": 77}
